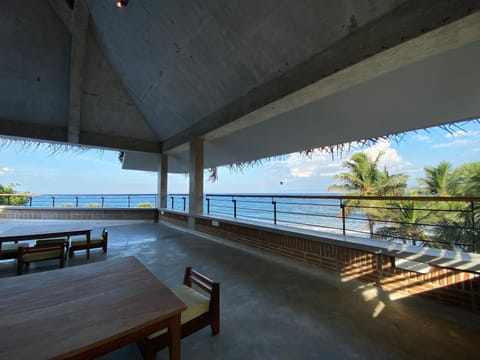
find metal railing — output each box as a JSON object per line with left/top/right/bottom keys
{"left": 202, "top": 194, "right": 479, "bottom": 253}
{"left": 0, "top": 193, "right": 157, "bottom": 209}
{"left": 2, "top": 193, "right": 479, "bottom": 253}
{"left": 169, "top": 194, "right": 189, "bottom": 212}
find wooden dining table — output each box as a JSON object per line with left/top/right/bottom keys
{"left": 0, "top": 256, "right": 186, "bottom": 359}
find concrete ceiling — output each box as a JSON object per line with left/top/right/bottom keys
{"left": 1, "top": 0, "right": 480, "bottom": 173}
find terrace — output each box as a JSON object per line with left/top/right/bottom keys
{"left": 2, "top": 1, "right": 480, "bottom": 358}
{"left": 0, "top": 219, "right": 479, "bottom": 359}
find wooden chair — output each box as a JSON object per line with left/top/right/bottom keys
{"left": 69, "top": 228, "right": 108, "bottom": 258}
{"left": 138, "top": 267, "right": 220, "bottom": 359}
{"left": 35, "top": 237, "right": 69, "bottom": 259}
{"left": 17, "top": 244, "right": 65, "bottom": 275}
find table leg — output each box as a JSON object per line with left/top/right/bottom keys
{"left": 86, "top": 231, "right": 91, "bottom": 260}
{"left": 168, "top": 313, "right": 181, "bottom": 360}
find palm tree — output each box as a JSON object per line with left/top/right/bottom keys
{"left": 328, "top": 152, "right": 408, "bottom": 237}
{"left": 431, "top": 161, "right": 480, "bottom": 251}
{"left": 374, "top": 191, "right": 433, "bottom": 246}
{"left": 418, "top": 161, "right": 454, "bottom": 196}
{"left": 451, "top": 161, "right": 480, "bottom": 196}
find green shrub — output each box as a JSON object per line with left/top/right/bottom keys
{"left": 137, "top": 202, "right": 153, "bottom": 208}
{"left": 0, "top": 183, "right": 29, "bottom": 206}
{"left": 85, "top": 203, "right": 101, "bottom": 208}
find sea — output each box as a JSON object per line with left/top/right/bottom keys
{"left": 27, "top": 193, "right": 370, "bottom": 237}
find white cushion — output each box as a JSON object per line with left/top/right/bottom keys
{"left": 147, "top": 285, "right": 210, "bottom": 339}
{"left": 1, "top": 242, "right": 29, "bottom": 253}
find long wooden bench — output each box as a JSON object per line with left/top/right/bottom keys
{"left": 35, "top": 238, "right": 69, "bottom": 259}
{"left": 17, "top": 244, "right": 65, "bottom": 275}
{"left": 138, "top": 267, "right": 220, "bottom": 359}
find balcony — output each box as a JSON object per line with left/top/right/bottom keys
{"left": 0, "top": 219, "right": 479, "bottom": 359}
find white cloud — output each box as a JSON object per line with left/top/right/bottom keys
{"left": 0, "top": 167, "right": 13, "bottom": 175}
{"left": 264, "top": 139, "right": 410, "bottom": 188}
{"left": 412, "top": 134, "right": 431, "bottom": 142}
{"left": 444, "top": 130, "right": 480, "bottom": 138}
{"left": 431, "top": 129, "right": 480, "bottom": 148}
{"left": 361, "top": 139, "right": 411, "bottom": 171}
{"left": 432, "top": 139, "right": 470, "bottom": 148}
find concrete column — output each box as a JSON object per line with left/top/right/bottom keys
{"left": 188, "top": 138, "right": 204, "bottom": 229}
{"left": 157, "top": 154, "right": 168, "bottom": 209}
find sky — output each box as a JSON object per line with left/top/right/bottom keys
{"left": 0, "top": 121, "right": 479, "bottom": 195}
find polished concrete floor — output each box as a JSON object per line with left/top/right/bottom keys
{"left": 1, "top": 220, "right": 479, "bottom": 359}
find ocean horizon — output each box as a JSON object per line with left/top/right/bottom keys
{"left": 23, "top": 193, "right": 368, "bottom": 238}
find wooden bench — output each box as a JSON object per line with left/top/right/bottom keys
{"left": 17, "top": 244, "right": 65, "bottom": 275}
{"left": 0, "top": 241, "right": 29, "bottom": 261}
{"left": 138, "top": 267, "right": 220, "bottom": 359}
{"left": 69, "top": 228, "right": 108, "bottom": 258}
{"left": 35, "top": 238, "right": 69, "bottom": 259}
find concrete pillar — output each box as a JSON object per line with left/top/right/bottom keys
{"left": 157, "top": 154, "right": 168, "bottom": 209}
{"left": 188, "top": 138, "right": 204, "bottom": 229}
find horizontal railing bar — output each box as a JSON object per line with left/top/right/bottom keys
{"left": 277, "top": 210, "right": 340, "bottom": 219}
{"left": 236, "top": 200, "right": 275, "bottom": 204}
{"left": 211, "top": 204, "right": 232, "bottom": 210}
{"left": 0, "top": 193, "right": 158, "bottom": 197}
{"left": 277, "top": 219, "right": 343, "bottom": 232}
{"left": 206, "top": 194, "right": 480, "bottom": 202}
{"left": 236, "top": 207, "right": 272, "bottom": 213}
{"left": 207, "top": 199, "right": 232, "bottom": 203}
{"left": 209, "top": 210, "right": 233, "bottom": 216}
{"left": 373, "top": 218, "right": 468, "bottom": 230}
{"left": 277, "top": 201, "right": 339, "bottom": 207}
{"left": 346, "top": 204, "right": 472, "bottom": 213}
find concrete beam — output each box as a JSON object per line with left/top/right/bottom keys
{"left": 67, "top": 0, "right": 89, "bottom": 143}
{"left": 0, "top": 118, "right": 66, "bottom": 142}
{"left": 157, "top": 154, "right": 168, "bottom": 209}
{"left": 47, "top": 0, "right": 90, "bottom": 144}
{"left": 47, "top": 0, "right": 75, "bottom": 33}
{"left": 79, "top": 130, "right": 162, "bottom": 153}
{"left": 188, "top": 138, "right": 204, "bottom": 229}
{"left": 162, "top": 0, "right": 480, "bottom": 151}
{"left": 0, "top": 117, "right": 162, "bottom": 152}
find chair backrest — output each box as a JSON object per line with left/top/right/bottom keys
{"left": 17, "top": 245, "right": 65, "bottom": 275}
{"left": 35, "top": 238, "right": 68, "bottom": 247}
{"left": 102, "top": 228, "right": 108, "bottom": 240}
{"left": 19, "top": 244, "right": 65, "bottom": 260}
{"left": 183, "top": 267, "right": 220, "bottom": 310}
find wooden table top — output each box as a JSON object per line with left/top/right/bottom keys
{"left": 0, "top": 256, "right": 186, "bottom": 359}
{"left": 0, "top": 229, "right": 91, "bottom": 243}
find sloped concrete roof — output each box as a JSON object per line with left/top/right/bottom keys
{"left": 1, "top": 0, "right": 479, "bottom": 172}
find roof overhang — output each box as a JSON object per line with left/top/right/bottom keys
{"left": 123, "top": 13, "right": 480, "bottom": 173}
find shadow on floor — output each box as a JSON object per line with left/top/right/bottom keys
{"left": 1, "top": 221, "right": 479, "bottom": 359}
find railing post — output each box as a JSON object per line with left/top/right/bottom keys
{"left": 182, "top": 197, "right": 186, "bottom": 211}
{"left": 207, "top": 198, "right": 210, "bottom": 214}
{"left": 75, "top": 196, "right": 79, "bottom": 208}
{"left": 471, "top": 201, "right": 477, "bottom": 253}
{"left": 272, "top": 200, "right": 277, "bottom": 225}
{"left": 52, "top": 196, "right": 55, "bottom": 208}
{"left": 232, "top": 199, "right": 237, "bottom": 218}
{"left": 127, "top": 195, "right": 131, "bottom": 208}
{"left": 340, "top": 200, "right": 346, "bottom": 235}
{"left": 171, "top": 196, "right": 174, "bottom": 209}
{"left": 29, "top": 197, "right": 32, "bottom": 207}
{"left": 7, "top": 196, "right": 10, "bottom": 205}
{"left": 101, "top": 196, "right": 105, "bottom": 208}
